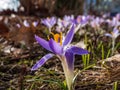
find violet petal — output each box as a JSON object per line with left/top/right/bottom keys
{"left": 63, "top": 25, "right": 74, "bottom": 46}
{"left": 31, "top": 53, "right": 54, "bottom": 71}
{"left": 113, "top": 28, "right": 119, "bottom": 35}
{"left": 65, "top": 50, "right": 74, "bottom": 71}
{"left": 69, "top": 46, "right": 89, "bottom": 55}
{"left": 49, "top": 38, "right": 63, "bottom": 55}
{"left": 35, "top": 35, "right": 52, "bottom": 52}
{"left": 105, "top": 33, "right": 112, "bottom": 38}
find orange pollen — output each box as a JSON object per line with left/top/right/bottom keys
{"left": 48, "top": 32, "right": 62, "bottom": 45}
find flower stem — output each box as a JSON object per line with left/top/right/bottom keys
{"left": 60, "top": 56, "right": 74, "bottom": 90}
{"left": 49, "top": 28, "right": 51, "bottom": 32}
{"left": 112, "top": 38, "right": 115, "bottom": 55}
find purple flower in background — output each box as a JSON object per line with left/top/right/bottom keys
{"left": 56, "top": 15, "right": 75, "bottom": 32}
{"left": 70, "top": 15, "right": 88, "bottom": 33}
{"left": 63, "top": 15, "right": 74, "bottom": 22}
{"left": 57, "top": 18, "right": 70, "bottom": 28}
{"left": 16, "top": 23, "right": 21, "bottom": 28}
{"left": 41, "top": 17, "right": 57, "bottom": 31}
{"left": 105, "top": 28, "right": 120, "bottom": 39}
{"left": 86, "top": 15, "right": 94, "bottom": 21}
{"left": 105, "top": 28, "right": 120, "bottom": 55}
{"left": 32, "top": 21, "right": 39, "bottom": 27}
{"left": 102, "top": 13, "right": 110, "bottom": 18}
{"left": 63, "top": 15, "right": 74, "bottom": 27}
{"left": 76, "top": 15, "right": 88, "bottom": 25}
{"left": 23, "top": 20, "right": 30, "bottom": 27}
{"left": 116, "top": 13, "right": 120, "bottom": 20}
{"left": 31, "top": 25, "right": 89, "bottom": 90}
{"left": 57, "top": 18, "right": 69, "bottom": 28}
{"left": 90, "top": 17, "right": 104, "bottom": 28}
{"left": 108, "top": 17, "right": 120, "bottom": 27}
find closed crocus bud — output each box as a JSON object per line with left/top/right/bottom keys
{"left": 32, "top": 21, "right": 39, "bottom": 27}
{"left": 23, "top": 20, "right": 30, "bottom": 27}
{"left": 16, "top": 23, "right": 21, "bottom": 28}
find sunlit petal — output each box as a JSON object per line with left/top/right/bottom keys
{"left": 113, "top": 28, "right": 120, "bottom": 38}
{"left": 63, "top": 25, "right": 74, "bottom": 46}
{"left": 32, "top": 21, "right": 38, "bottom": 27}
{"left": 23, "top": 20, "right": 30, "bottom": 27}
{"left": 105, "top": 33, "right": 112, "bottom": 38}
{"left": 113, "top": 28, "right": 119, "bottom": 34}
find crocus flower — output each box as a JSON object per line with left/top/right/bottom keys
{"left": 57, "top": 18, "right": 70, "bottom": 28}
{"left": 63, "top": 15, "right": 74, "bottom": 22}
{"left": 116, "top": 13, "right": 120, "bottom": 21}
{"left": 57, "top": 15, "right": 74, "bottom": 29}
{"left": 31, "top": 25, "right": 89, "bottom": 90}
{"left": 105, "top": 28, "right": 120, "bottom": 55}
{"left": 108, "top": 17, "right": 120, "bottom": 27}
{"left": 75, "top": 15, "right": 88, "bottom": 25}
{"left": 71, "top": 15, "right": 88, "bottom": 33}
{"left": 102, "top": 13, "right": 110, "bottom": 18}
{"left": 90, "top": 17, "right": 104, "bottom": 29}
{"left": 56, "top": 18, "right": 71, "bottom": 32}
{"left": 32, "top": 21, "right": 39, "bottom": 27}
{"left": 23, "top": 20, "right": 30, "bottom": 27}
{"left": 105, "top": 28, "right": 120, "bottom": 39}
{"left": 41, "top": 17, "right": 56, "bottom": 32}
{"left": 16, "top": 23, "right": 21, "bottom": 28}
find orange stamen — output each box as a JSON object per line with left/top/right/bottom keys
{"left": 60, "top": 32, "right": 62, "bottom": 45}
{"left": 54, "top": 34, "right": 60, "bottom": 43}
{"left": 48, "top": 32, "right": 63, "bottom": 45}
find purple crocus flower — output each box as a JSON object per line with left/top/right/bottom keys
{"left": 105, "top": 28, "right": 120, "bottom": 39}
{"left": 16, "top": 20, "right": 29, "bottom": 28}
{"left": 75, "top": 15, "right": 88, "bottom": 25}
{"left": 105, "top": 28, "right": 120, "bottom": 55}
{"left": 108, "top": 17, "right": 120, "bottom": 27}
{"left": 23, "top": 20, "right": 30, "bottom": 27}
{"left": 116, "top": 13, "right": 120, "bottom": 20}
{"left": 56, "top": 18, "right": 71, "bottom": 32}
{"left": 90, "top": 17, "right": 104, "bottom": 28}
{"left": 16, "top": 23, "right": 21, "bottom": 28}
{"left": 63, "top": 15, "right": 74, "bottom": 22}
{"left": 41, "top": 17, "right": 56, "bottom": 32}
{"left": 32, "top": 21, "right": 39, "bottom": 27}
{"left": 71, "top": 15, "right": 88, "bottom": 33}
{"left": 63, "top": 15, "right": 75, "bottom": 26}
{"left": 57, "top": 15, "right": 74, "bottom": 28}
{"left": 57, "top": 18, "right": 70, "bottom": 28}
{"left": 31, "top": 25, "right": 89, "bottom": 90}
